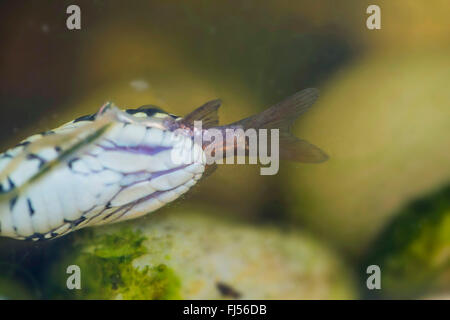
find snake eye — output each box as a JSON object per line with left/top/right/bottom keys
{"left": 126, "top": 105, "right": 167, "bottom": 118}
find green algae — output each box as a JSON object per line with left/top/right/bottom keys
{"left": 49, "top": 228, "right": 181, "bottom": 300}
{"left": 89, "top": 228, "right": 147, "bottom": 260}
{"left": 0, "top": 275, "right": 35, "bottom": 300}
{"left": 118, "top": 264, "right": 181, "bottom": 300}
{"left": 362, "top": 185, "right": 450, "bottom": 298}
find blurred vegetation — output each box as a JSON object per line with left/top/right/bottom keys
{"left": 361, "top": 185, "right": 450, "bottom": 299}
{"left": 0, "top": 0, "right": 448, "bottom": 299}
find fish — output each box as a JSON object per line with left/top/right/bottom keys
{"left": 0, "top": 88, "right": 327, "bottom": 240}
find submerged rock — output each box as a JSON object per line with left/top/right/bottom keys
{"left": 287, "top": 51, "right": 450, "bottom": 255}
{"left": 46, "top": 207, "right": 356, "bottom": 299}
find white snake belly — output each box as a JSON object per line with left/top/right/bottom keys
{"left": 0, "top": 122, "right": 205, "bottom": 240}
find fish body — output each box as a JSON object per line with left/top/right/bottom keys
{"left": 0, "top": 88, "right": 327, "bottom": 240}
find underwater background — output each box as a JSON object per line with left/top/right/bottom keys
{"left": 0, "top": 0, "right": 448, "bottom": 299}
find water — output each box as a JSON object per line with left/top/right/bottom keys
{"left": 0, "top": 0, "right": 448, "bottom": 300}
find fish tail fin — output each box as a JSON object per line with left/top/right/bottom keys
{"left": 230, "top": 88, "right": 328, "bottom": 163}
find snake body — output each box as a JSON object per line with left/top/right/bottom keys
{"left": 0, "top": 104, "right": 205, "bottom": 240}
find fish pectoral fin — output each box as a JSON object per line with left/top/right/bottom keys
{"left": 181, "top": 99, "right": 222, "bottom": 128}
